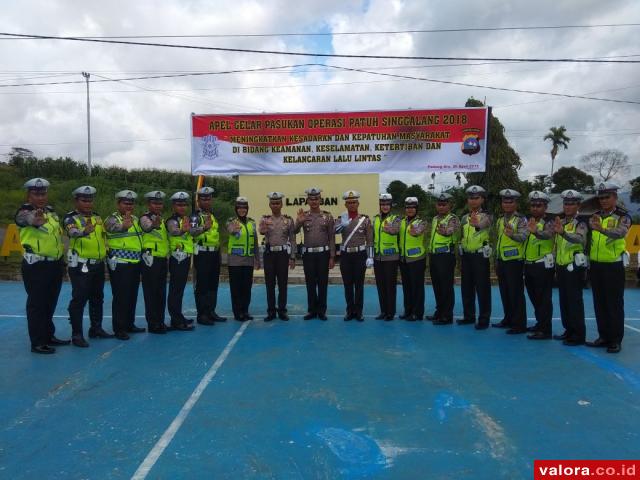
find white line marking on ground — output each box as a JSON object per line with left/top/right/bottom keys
{"left": 625, "top": 324, "right": 640, "bottom": 333}
{"left": 130, "top": 321, "right": 250, "bottom": 480}
{"left": 1, "top": 314, "right": 640, "bottom": 321}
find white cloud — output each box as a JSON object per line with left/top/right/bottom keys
{"left": 0, "top": 0, "right": 638, "bottom": 188}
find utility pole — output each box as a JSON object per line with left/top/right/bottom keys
{"left": 82, "top": 71, "right": 92, "bottom": 176}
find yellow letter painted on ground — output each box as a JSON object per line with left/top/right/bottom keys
{"left": 0, "top": 224, "right": 24, "bottom": 256}
{"left": 625, "top": 225, "right": 640, "bottom": 254}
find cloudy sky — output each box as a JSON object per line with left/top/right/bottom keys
{"left": 1, "top": 0, "right": 639, "bottom": 191}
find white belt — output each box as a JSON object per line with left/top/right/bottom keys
{"left": 77, "top": 257, "right": 102, "bottom": 264}
{"left": 525, "top": 258, "right": 546, "bottom": 265}
{"left": 304, "top": 246, "right": 329, "bottom": 253}
{"left": 268, "top": 245, "right": 286, "bottom": 252}
{"left": 197, "top": 246, "right": 219, "bottom": 252}
{"left": 342, "top": 245, "right": 366, "bottom": 253}
{"left": 23, "top": 253, "right": 59, "bottom": 263}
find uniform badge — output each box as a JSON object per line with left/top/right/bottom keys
{"left": 461, "top": 128, "right": 481, "bottom": 155}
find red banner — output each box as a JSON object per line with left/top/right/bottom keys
{"left": 191, "top": 108, "right": 489, "bottom": 175}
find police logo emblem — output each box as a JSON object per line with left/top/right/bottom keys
{"left": 461, "top": 128, "right": 481, "bottom": 155}
{"left": 202, "top": 134, "right": 220, "bottom": 160}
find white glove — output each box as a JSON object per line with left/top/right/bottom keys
{"left": 365, "top": 257, "right": 374, "bottom": 268}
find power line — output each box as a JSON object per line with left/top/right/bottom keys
{"left": 1, "top": 61, "right": 637, "bottom": 105}
{"left": 323, "top": 65, "right": 640, "bottom": 105}
{"left": 0, "top": 137, "right": 186, "bottom": 147}
{"left": 0, "top": 63, "right": 316, "bottom": 88}
{"left": 1, "top": 24, "right": 639, "bottom": 39}
{"left": 1, "top": 31, "right": 639, "bottom": 63}
{"left": 90, "top": 73, "right": 260, "bottom": 111}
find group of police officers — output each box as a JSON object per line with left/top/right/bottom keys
{"left": 16, "top": 178, "right": 630, "bottom": 355}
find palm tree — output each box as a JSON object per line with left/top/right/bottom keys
{"left": 544, "top": 126, "right": 571, "bottom": 176}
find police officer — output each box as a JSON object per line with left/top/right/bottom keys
{"left": 192, "top": 186, "right": 226, "bottom": 324}
{"left": 295, "top": 187, "right": 336, "bottom": 321}
{"left": 105, "top": 190, "right": 144, "bottom": 340}
{"left": 16, "top": 178, "right": 68, "bottom": 354}
{"left": 336, "top": 190, "right": 373, "bottom": 321}
{"left": 166, "top": 192, "right": 197, "bottom": 331}
{"left": 398, "top": 197, "right": 427, "bottom": 321}
{"left": 140, "top": 191, "right": 170, "bottom": 334}
{"left": 373, "top": 193, "right": 401, "bottom": 321}
{"left": 458, "top": 185, "right": 492, "bottom": 329}
{"left": 552, "top": 190, "right": 588, "bottom": 346}
{"left": 64, "top": 186, "right": 111, "bottom": 347}
{"left": 493, "top": 189, "right": 528, "bottom": 334}
{"left": 428, "top": 192, "right": 460, "bottom": 325}
{"left": 523, "top": 191, "right": 555, "bottom": 340}
{"left": 227, "top": 197, "right": 260, "bottom": 321}
{"left": 259, "top": 192, "right": 295, "bottom": 321}
{"left": 586, "top": 182, "right": 630, "bottom": 353}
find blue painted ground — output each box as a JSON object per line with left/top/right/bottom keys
{"left": 0, "top": 280, "right": 639, "bottom": 479}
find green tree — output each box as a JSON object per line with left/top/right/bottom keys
{"left": 544, "top": 126, "right": 571, "bottom": 176}
{"left": 551, "top": 166, "right": 594, "bottom": 193}
{"left": 386, "top": 180, "right": 408, "bottom": 204}
{"left": 464, "top": 97, "right": 523, "bottom": 209}
{"left": 630, "top": 176, "right": 640, "bottom": 203}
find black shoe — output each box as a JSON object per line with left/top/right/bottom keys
{"left": 197, "top": 316, "right": 215, "bottom": 326}
{"left": 72, "top": 334, "right": 89, "bottom": 348}
{"left": 172, "top": 322, "right": 195, "bottom": 331}
{"left": 586, "top": 337, "right": 609, "bottom": 348}
{"left": 278, "top": 312, "right": 289, "bottom": 321}
{"left": 127, "top": 325, "right": 146, "bottom": 333}
{"left": 527, "top": 332, "right": 551, "bottom": 340}
{"left": 385, "top": 314, "right": 394, "bottom": 321}
{"left": 553, "top": 331, "right": 568, "bottom": 341}
{"left": 425, "top": 314, "right": 437, "bottom": 321}
{"left": 31, "top": 345, "right": 55, "bottom": 354}
{"left": 114, "top": 331, "right": 130, "bottom": 340}
{"left": 234, "top": 316, "right": 243, "bottom": 321}
{"left": 606, "top": 343, "right": 621, "bottom": 353}
{"left": 456, "top": 318, "right": 475, "bottom": 325}
{"left": 406, "top": 314, "right": 417, "bottom": 321}
{"left": 399, "top": 313, "right": 409, "bottom": 320}
{"left": 563, "top": 338, "right": 584, "bottom": 346}
{"left": 475, "top": 323, "right": 489, "bottom": 330}
{"left": 433, "top": 318, "right": 453, "bottom": 325}
{"left": 375, "top": 313, "right": 386, "bottom": 320}
{"left": 264, "top": 315, "right": 275, "bottom": 322}
{"left": 526, "top": 325, "right": 540, "bottom": 332}
{"left": 88, "top": 327, "right": 114, "bottom": 339}
{"left": 492, "top": 321, "right": 509, "bottom": 329}
{"left": 318, "top": 314, "right": 328, "bottom": 321}
{"left": 304, "top": 312, "right": 316, "bottom": 320}
{"left": 506, "top": 328, "right": 527, "bottom": 335}
{"left": 243, "top": 314, "right": 254, "bottom": 321}
{"left": 343, "top": 315, "right": 352, "bottom": 321}
{"left": 48, "top": 336, "right": 70, "bottom": 346}
{"left": 211, "top": 312, "right": 227, "bottom": 322}
{"left": 148, "top": 324, "right": 168, "bottom": 334}
{"left": 354, "top": 315, "right": 364, "bottom": 322}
